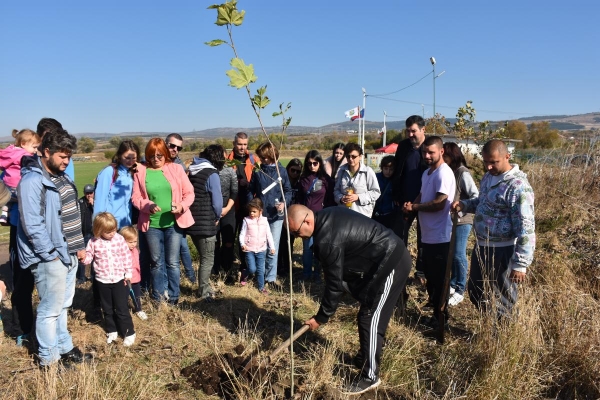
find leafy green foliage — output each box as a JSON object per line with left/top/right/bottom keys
{"left": 77, "top": 137, "right": 96, "bottom": 153}
{"left": 205, "top": 39, "right": 228, "bottom": 47}
{"left": 208, "top": 1, "right": 245, "bottom": 26}
{"left": 252, "top": 86, "right": 270, "bottom": 108}
{"left": 226, "top": 58, "right": 257, "bottom": 89}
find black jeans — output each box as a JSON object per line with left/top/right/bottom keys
{"left": 97, "top": 280, "right": 135, "bottom": 337}
{"left": 214, "top": 208, "right": 236, "bottom": 273}
{"left": 392, "top": 210, "right": 423, "bottom": 274}
{"left": 10, "top": 224, "right": 34, "bottom": 336}
{"left": 421, "top": 242, "right": 450, "bottom": 319}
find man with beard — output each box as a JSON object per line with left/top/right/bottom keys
{"left": 453, "top": 140, "right": 535, "bottom": 320}
{"left": 17, "top": 128, "right": 92, "bottom": 369}
{"left": 403, "top": 136, "right": 455, "bottom": 329}
{"left": 392, "top": 115, "right": 428, "bottom": 284}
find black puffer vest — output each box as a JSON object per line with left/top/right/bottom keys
{"left": 188, "top": 168, "right": 219, "bottom": 237}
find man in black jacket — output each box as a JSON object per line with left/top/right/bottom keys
{"left": 391, "top": 115, "right": 428, "bottom": 283}
{"left": 288, "top": 204, "right": 411, "bottom": 395}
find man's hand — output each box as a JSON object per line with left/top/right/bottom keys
{"left": 509, "top": 270, "right": 526, "bottom": 283}
{"left": 451, "top": 201, "right": 462, "bottom": 213}
{"left": 403, "top": 202, "right": 414, "bottom": 213}
{"left": 76, "top": 249, "right": 86, "bottom": 262}
{"left": 304, "top": 317, "right": 320, "bottom": 331}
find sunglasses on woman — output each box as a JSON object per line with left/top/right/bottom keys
{"left": 308, "top": 161, "right": 319, "bottom": 166}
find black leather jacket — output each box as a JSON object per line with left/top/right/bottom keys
{"left": 312, "top": 207, "right": 408, "bottom": 324}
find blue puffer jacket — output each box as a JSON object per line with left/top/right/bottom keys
{"left": 247, "top": 162, "right": 292, "bottom": 223}
{"left": 17, "top": 156, "right": 79, "bottom": 269}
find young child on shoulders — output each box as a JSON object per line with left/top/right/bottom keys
{"left": 83, "top": 212, "right": 136, "bottom": 346}
{"left": 119, "top": 226, "right": 147, "bottom": 320}
{"left": 239, "top": 198, "right": 275, "bottom": 294}
{"left": 0, "top": 129, "right": 41, "bottom": 225}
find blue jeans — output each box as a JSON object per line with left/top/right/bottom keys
{"left": 30, "top": 254, "right": 77, "bottom": 366}
{"left": 449, "top": 224, "right": 472, "bottom": 294}
{"left": 265, "top": 219, "right": 283, "bottom": 283}
{"left": 245, "top": 250, "right": 266, "bottom": 290}
{"left": 180, "top": 235, "right": 196, "bottom": 282}
{"left": 143, "top": 225, "right": 183, "bottom": 303}
{"left": 302, "top": 237, "right": 320, "bottom": 279}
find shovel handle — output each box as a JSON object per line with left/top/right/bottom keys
{"left": 268, "top": 325, "right": 310, "bottom": 360}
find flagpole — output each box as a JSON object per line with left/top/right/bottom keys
{"left": 361, "top": 88, "right": 366, "bottom": 152}
{"left": 383, "top": 111, "right": 387, "bottom": 147}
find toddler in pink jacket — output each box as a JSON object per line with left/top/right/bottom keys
{"left": 239, "top": 198, "right": 275, "bottom": 293}
{"left": 0, "top": 129, "right": 41, "bottom": 224}
{"left": 119, "top": 226, "right": 147, "bottom": 321}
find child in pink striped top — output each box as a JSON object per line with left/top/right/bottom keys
{"left": 83, "top": 212, "right": 136, "bottom": 346}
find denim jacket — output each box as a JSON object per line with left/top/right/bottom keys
{"left": 17, "top": 156, "right": 80, "bottom": 269}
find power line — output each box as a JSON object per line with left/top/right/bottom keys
{"left": 368, "top": 72, "right": 433, "bottom": 97}
{"left": 369, "top": 96, "right": 535, "bottom": 116}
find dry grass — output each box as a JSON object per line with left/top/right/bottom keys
{"left": 2, "top": 152, "right": 600, "bottom": 399}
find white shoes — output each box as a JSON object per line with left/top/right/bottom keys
{"left": 136, "top": 311, "right": 148, "bottom": 321}
{"left": 449, "top": 287, "right": 456, "bottom": 295}
{"left": 107, "top": 332, "right": 118, "bottom": 344}
{"left": 448, "top": 292, "right": 464, "bottom": 307}
{"left": 123, "top": 333, "right": 136, "bottom": 347}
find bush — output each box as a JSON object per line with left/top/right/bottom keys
{"left": 104, "top": 150, "right": 115, "bottom": 161}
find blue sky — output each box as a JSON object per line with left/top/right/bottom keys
{"left": 1, "top": 0, "right": 598, "bottom": 135}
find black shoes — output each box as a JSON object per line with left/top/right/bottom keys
{"left": 342, "top": 376, "right": 381, "bottom": 395}
{"left": 60, "top": 347, "right": 93, "bottom": 365}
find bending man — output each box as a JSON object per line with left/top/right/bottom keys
{"left": 288, "top": 204, "right": 411, "bottom": 395}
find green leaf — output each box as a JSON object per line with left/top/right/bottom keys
{"left": 216, "top": 5, "right": 231, "bottom": 25}
{"left": 252, "top": 86, "right": 270, "bottom": 108}
{"left": 225, "top": 158, "right": 242, "bottom": 168}
{"left": 231, "top": 9, "right": 245, "bottom": 25}
{"left": 225, "top": 58, "right": 257, "bottom": 89}
{"left": 284, "top": 117, "right": 292, "bottom": 127}
{"left": 205, "top": 39, "right": 228, "bottom": 47}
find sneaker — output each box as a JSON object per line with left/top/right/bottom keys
{"left": 123, "top": 333, "right": 136, "bottom": 347}
{"left": 449, "top": 287, "right": 456, "bottom": 295}
{"left": 448, "top": 292, "right": 464, "bottom": 307}
{"left": 240, "top": 280, "right": 247, "bottom": 286}
{"left": 421, "top": 316, "right": 449, "bottom": 331}
{"left": 16, "top": 334, "right": 30, "bottom": 347}
{"left": 136, "top": 311, "right": 148, "bottom": 321}
{"left": 259, "top": 288, "right": 269, "bottom": 295}
{"left": 107, "top": 332, "right": 118, "bottom": 344}
{"left": 342, "top": 376, "right": 381, "bottom": 395}
{"left": 60, "top": 347, "right": 93, "bottom": 364}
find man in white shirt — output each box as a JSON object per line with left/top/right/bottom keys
{"left": 403, "top": 136, "right": 455, "bottom": 329}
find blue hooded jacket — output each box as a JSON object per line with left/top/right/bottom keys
{"left": 247, "top": 162, "right": 292, "bottom": 223}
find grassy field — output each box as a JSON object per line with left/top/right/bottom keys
{"left": 5, "top": 152, "right": 598, "bottom": 399}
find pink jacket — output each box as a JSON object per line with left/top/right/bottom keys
{"left": 130, "top": 247, "right": 141, "bottom": 284}
{"left": 239, "top": 216, "right": 275, "bottom": 253}
{"left": 0, "top": 145, "right": 31, "bottom": 188}
{"left": 83, "top": 233, "right": 133, "bottom": 284}
{"left": 132, "top": 163, "right": 195, "bottom": 232}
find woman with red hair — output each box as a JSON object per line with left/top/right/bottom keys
{"left": 132, "top": 138, "right": 195, "bottom": 304}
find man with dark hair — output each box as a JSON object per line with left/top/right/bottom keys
{"left": 453, "top": 139, "right": 535, "bottom": 320}
{"left": 36, "top": 118, "right": 75, "bottom": 180}
{"left": 165, "top": 133, "right": 196, "bottom": 284}
{"left": 226, "top": 132, "right": 256, "bottom": 269}
{"left": 17, "top": 128, "right": 92, "bottom": 368}
{"left": 288, "top": 204, "right": 411, "bottom": 395}
{"left": 403, "top": 136, "right": 455, "bottom": 328}
{"left": 392, "top": 115, "right": 428, "bottom": 283}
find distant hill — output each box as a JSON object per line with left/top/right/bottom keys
{"left": 2, "top": 112, "right": 597, "bottom": 143}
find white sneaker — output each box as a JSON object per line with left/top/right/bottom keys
{"left": 106, "top": 332, "right": 118, "bottom": 344}
{"left": 448, "top": 292, "right": 464, "bottom": 307}
{"left": 123, "top": 333, "right": 136, "bottom": 347}
{"left": 136, "top": 311, "right": 148, "bottom": 321}
{"left": 449, "top": 287, "right": 456, "bottom": 295}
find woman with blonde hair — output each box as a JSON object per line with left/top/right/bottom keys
{"left": 132, "top": 138, "right": 195, "bottom": 304}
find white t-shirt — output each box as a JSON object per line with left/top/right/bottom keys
{"left": 418, "top": 163, "right": 456, "bottom": 244}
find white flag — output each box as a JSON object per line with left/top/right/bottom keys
{"left": 344, "top": 107, "right": 359, "bottom": 119}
